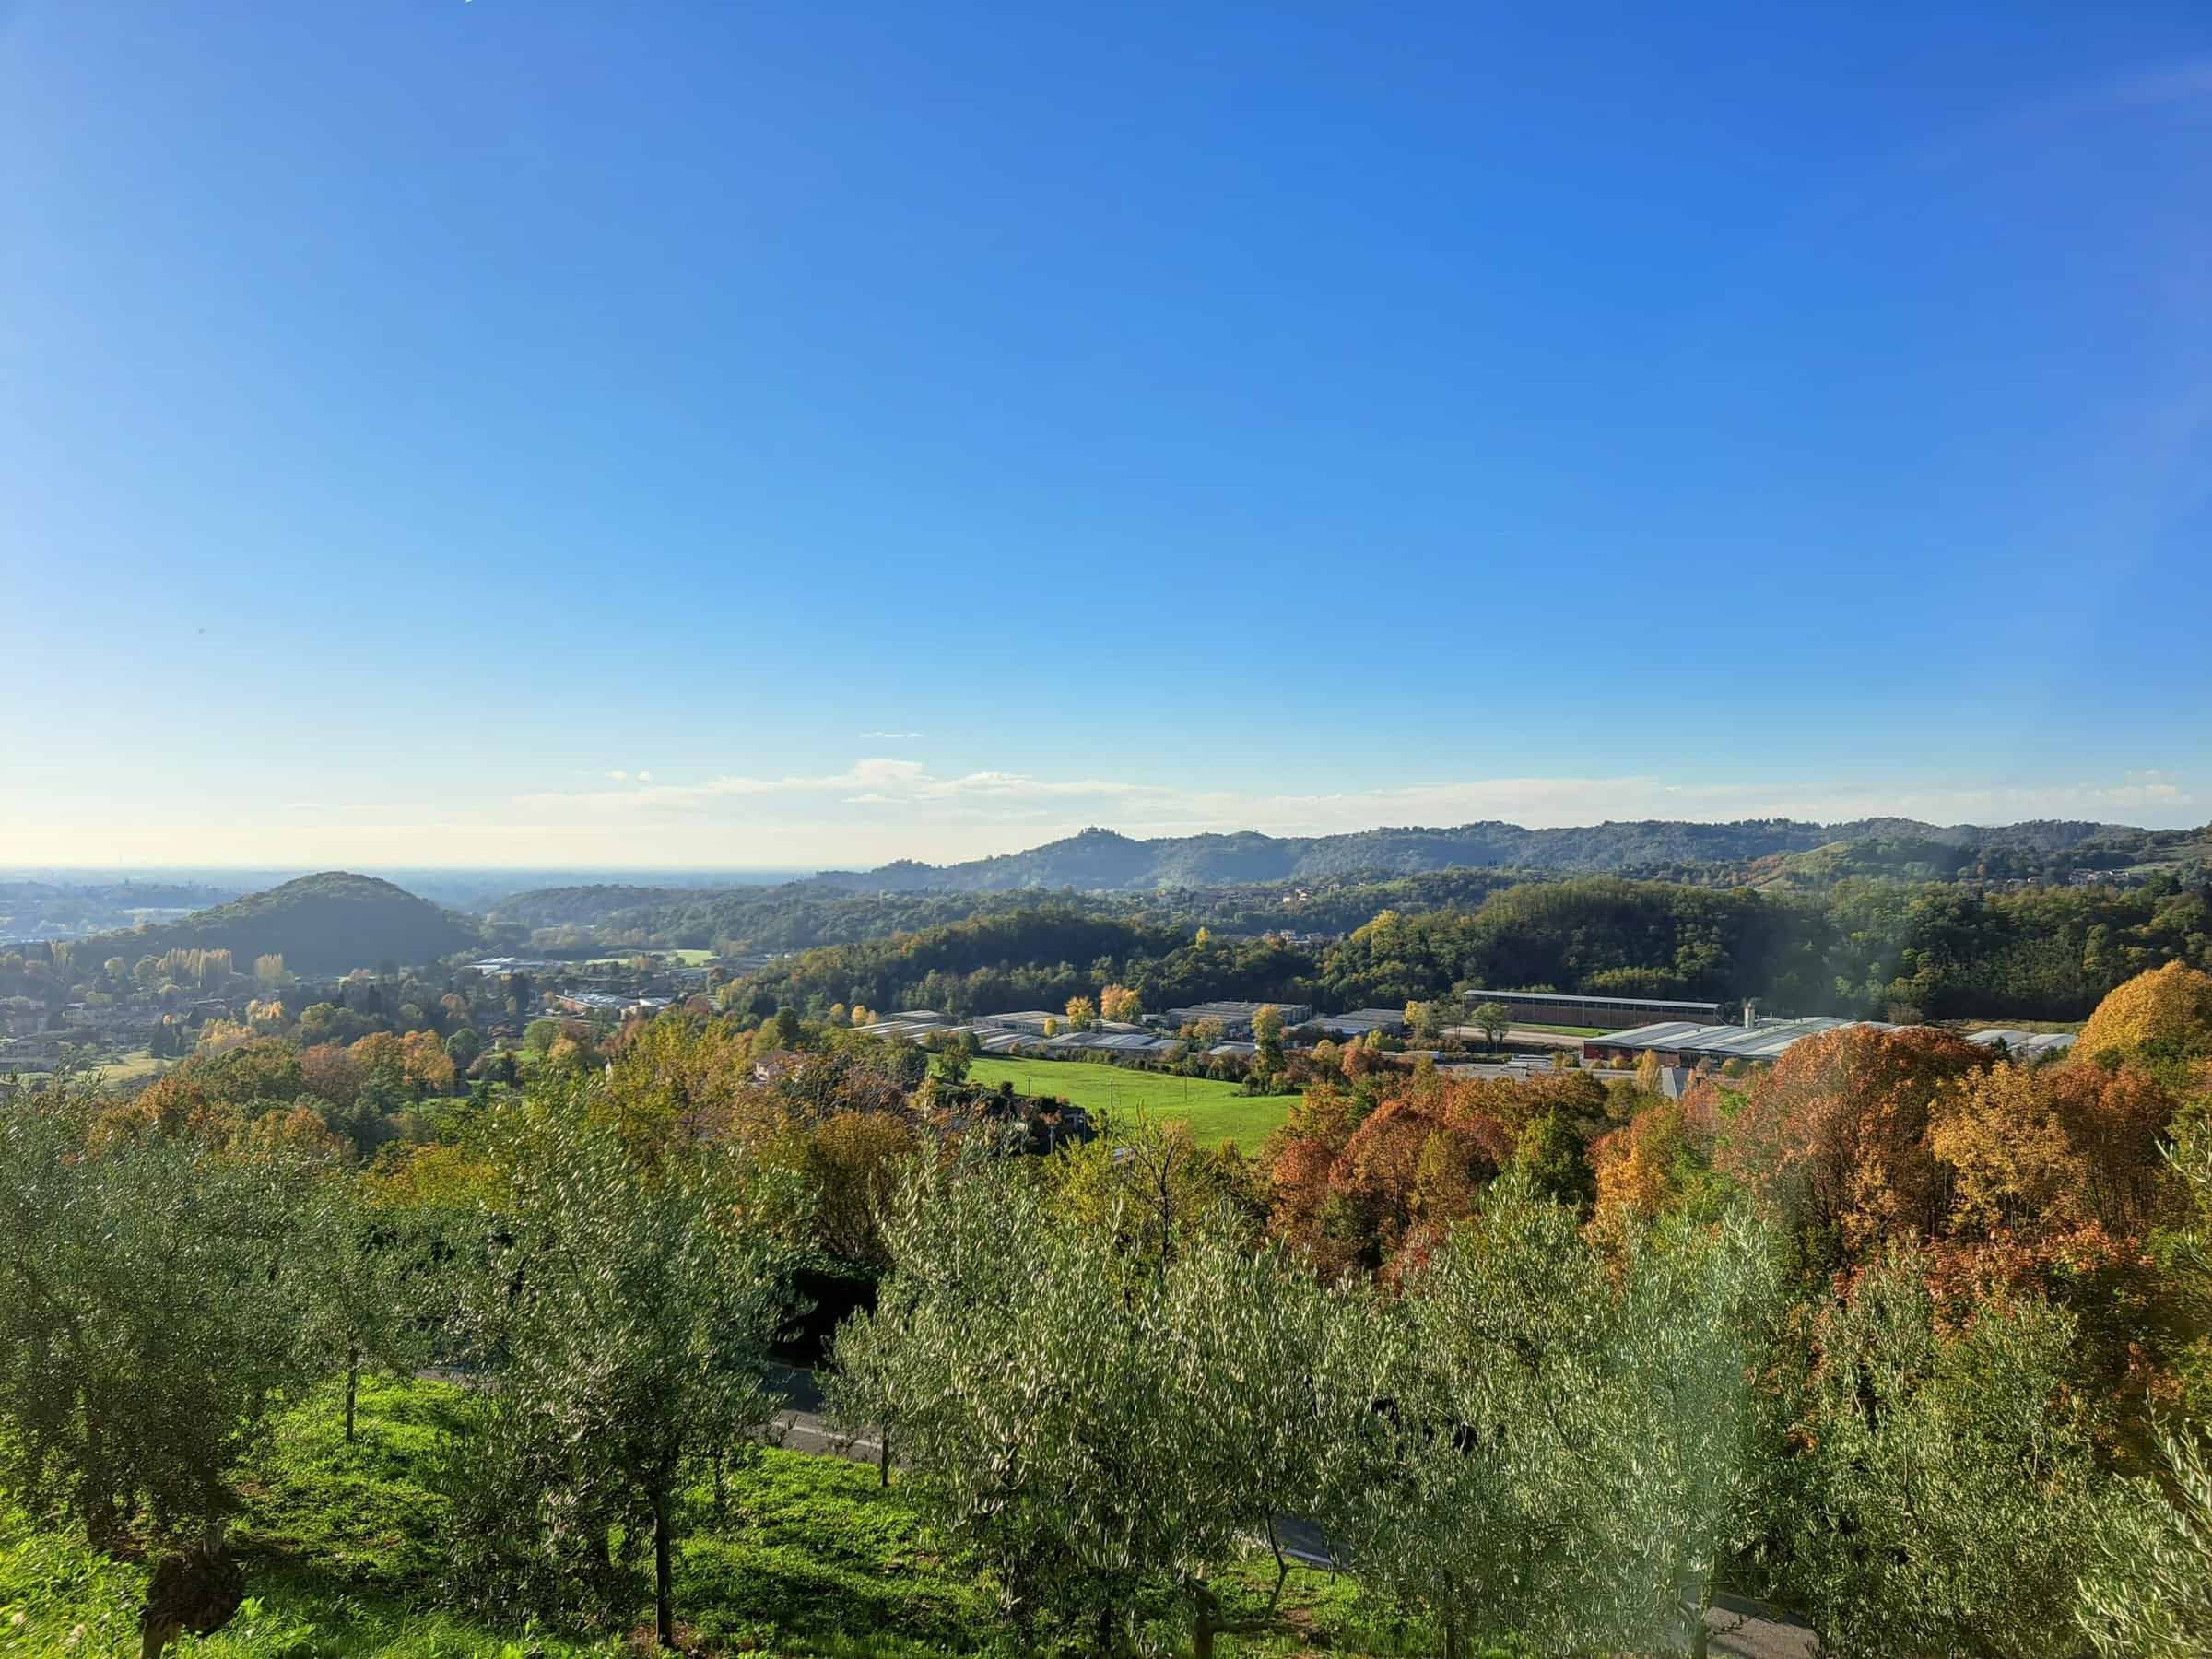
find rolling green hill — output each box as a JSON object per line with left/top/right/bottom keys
{"left": 812, "top": 818, "right": 2146, "bottom": 893}
{"left": 76, "top": 872, "right": 483, "bottom": 973}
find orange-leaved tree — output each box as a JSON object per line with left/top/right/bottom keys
{"left": 1720, "top": 1025, "right": 1988, "bottom": 1261}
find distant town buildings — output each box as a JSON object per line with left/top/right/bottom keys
{"left": 1309, "top": 1008, "right": 1409, "bottom": 1039}
{"left": 548, "top": 991, "right": 674, "bottom": 1019}
{"left": 1161, "top": 1001, "right": 1316, "bottom": 1035}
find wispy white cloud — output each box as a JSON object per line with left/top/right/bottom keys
{"left": 860, "top": 730, "right": 925, "bottom": 740}
{"left": 518, "top": 759, "right": 931, "bottom": 813}
{"left": 280, "top": 801, "right": 438, "bottom": 815}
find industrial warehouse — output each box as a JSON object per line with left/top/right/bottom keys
{"left": 1584, "top": 1015, "right": 2083, "bottom": 1069}
{"left": 857, "top": 991, "right": 2088, "bottom": 1083}
{"left": 1456, "top": 987, "right": 1724, "bottom": 1030}
{"left": 1582, "top": 1014, "right": 1877, "bottom": 1067}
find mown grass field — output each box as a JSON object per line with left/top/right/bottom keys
{"left": 88, "top": 1047, "right": 165, "bottom": 1083}
{"left": 0, "top": 1048, "right": 163, "bottom": 1092}
{"left": 0, "top": 1375, "right": 1403, "bottom": 1657}
{"left": 962, "top": 1056, "right": 1296, "bottom": 1153}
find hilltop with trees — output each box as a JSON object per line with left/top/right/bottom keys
{"left": 475, "top": 818, "right": 2211, "bottom": 961}
{"left": 804, "top": 817, "right": 2195, "bottom": 893}
{"left": 71, "top": 873, "right": 484, "bottom": 974}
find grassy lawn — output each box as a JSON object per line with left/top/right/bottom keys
{"left": 1510, "top": 1022, "right": 1606, "bottom": 1038}
{"left": 1, "top": 1374, "right": 1399, "bottom": 1657}
{"left": 89, "top": 1046, "right": 165, "bottom": 1083}
{"left": 582, "top": 947, "right": 716, "bottom": 966}
{"left": 963, "top": 1055, "right": 1296, "bottom": 1153}
{"left": 0, "top": 1047, "right": 165, "bottom": 1092}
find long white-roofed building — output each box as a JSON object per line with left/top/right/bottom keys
{"left": 1583, "top": 1015, "right": 1888, "bottom": 1067}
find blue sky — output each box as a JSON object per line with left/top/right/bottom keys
{"left": 4, "top": 0, "right": 2207, "bottom": 868}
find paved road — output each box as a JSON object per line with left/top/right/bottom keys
{"left": 765, "top": 1362, "right": 883, "bottom": 1463}
{"left": 1700, "top": 1593, "right": 1818, "bottom": 1659}
{"left": 759, "top": 1366, "right": 1818, "bottom": 1656}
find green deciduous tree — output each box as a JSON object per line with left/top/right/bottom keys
{"left": 1470, "top": 1001, "right": 1511, "bottom": 1049}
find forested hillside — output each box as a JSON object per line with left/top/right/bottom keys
{"left": 73, "top": 872, "right": 483, "bottom": 973}
{"left": 482, "top": 870, "right": 1523, "bottom": 954}
{"left": 725, "top": 874, "right": 2212, "bottom": 1022}
{"left": 806, "top": 818, "right": 2158, "bottom": 892}
{"left": 480, "top": 818, "right": 2211, "bottom": 958}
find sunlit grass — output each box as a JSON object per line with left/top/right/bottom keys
{"left": 963, "top": 1056, "right": 1295, "bottom": 1152}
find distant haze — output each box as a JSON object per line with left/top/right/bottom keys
{"left": 6, "top": 811, "right": 2203, "bottom": 896}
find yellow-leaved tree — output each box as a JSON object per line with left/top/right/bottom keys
{"left": 1099, "top": 983, "right": 1143, "bottom": 1023}
{"left": 2080, "top": 962, "right": 2212, "bottom": 1065}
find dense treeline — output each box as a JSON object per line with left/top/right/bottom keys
{"left": 483, "top": 869, "right": 1524, "bottom": 955}
{"left": 6, "top": 966, "right": 2212, "bottom": 1654}
{"left": 725, "top": 873, "right": 2212, "bottom": 1022}
{"left": 718, "top": 906, "right": 1317, "bottom": 1022}
{"left": 484, "top": 830, "right": 2212, "bottom": 960}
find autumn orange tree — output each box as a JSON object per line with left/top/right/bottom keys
{"left": 1264, "top": 1069, "right": 1609, "bottom": 1277}
{"left": 1931, "top": 1060, "right": 2173, "bottom": 1253}
{"left": 1720, "top": 1026, "right": 1988, "bottom": 1262}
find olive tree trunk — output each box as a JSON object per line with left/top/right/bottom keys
{"left": 652, "top": 1476, "right": 676, "bottom": 1649}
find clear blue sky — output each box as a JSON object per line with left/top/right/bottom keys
{"left": 5, "top": 0, "right": 2207, "bottom": 868}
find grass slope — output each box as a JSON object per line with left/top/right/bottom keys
{"left": 964, "top": 1055, "right": 1296, "bottom": 1152}
{"left": 2, "top": 1375, "right": 1399, "bottom": 1656}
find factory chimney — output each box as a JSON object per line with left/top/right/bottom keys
{"left": 1742, "top": 1000, "right": 1758, "bottom": 1030}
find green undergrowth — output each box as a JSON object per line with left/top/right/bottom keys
{"left": 0, "top": 1377, "right": 1410, "bottom": 1657}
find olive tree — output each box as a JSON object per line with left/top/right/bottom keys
{"left": 300, "top": 1178, "right": 453, "bottom": 1442}
{"left": 0, "top": 1085, "right": 321, "bottom": 1542}
{"left": 1603, "top": 1208, "right": 1797, "bottom": 1655}
{"left": 1325, "top": 1176, "right": 1656, "bottom": 1657}
{"left": 1782, "top": 1250, "right": 2116, "bottom": 1657}
{"left": 442, "top": 1101, "right": 788, "bottom": 1647}
{"left": 2077, "top": 1124, "right": 2212, "bottom": 1656}
{"left": 830, "top": 1146, "right": 1371, "bottom": 1653}
{"left": 2080, "top": 1428, "right": 2212, "bottom": 1658}
{"left": 0, "top": 1083, "right": 323, "bottom": 1650}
